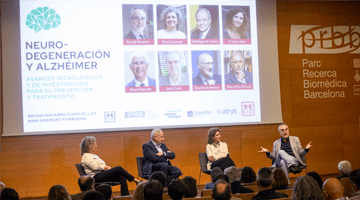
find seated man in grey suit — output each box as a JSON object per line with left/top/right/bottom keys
{"left": 142, "top": 128, "right": 182, "bottom": 186}
{"left": 258, "top": 123, "right": 312, "bottom": 183}
{"left": 126, "top": 52, "right": 156, "bottom": 87}
{"left": 124, "top": 7, "right": 149, "bottom": 39}
{"left": 225, "top": 52, "right": 253, "bottom": 84}
{"left": 191, "top": 8, "right": 219, "bottom": 39}
{"left": 159, "top": 51, "right": 189, "bottom": 86}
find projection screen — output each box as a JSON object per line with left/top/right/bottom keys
{"left": 1, "top": 0, "right": 282, "bottom": 136}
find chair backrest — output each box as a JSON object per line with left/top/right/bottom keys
{"left": 244, "top": 184, "right": 258, "bottom": 193}
{"left": 199, "top": 153, "right": 209, "bottom": 173}
{"left": 114, "top": 195, "right": 132, "bottom": 200}
{"left": 201, "top": 189, "right": 212, "bottom": 197}
{"left": 75, "top": 163, "right": 86, "bottom": 176}
{"left": 136, "top": 157, "right": 150, "bottom": 179}
{"left": 275, "top": 189, "right": 293, "bottom": 197}
{"left": 136, "top": 157, "right": 145, "bottom": 177}
{"left": 163, "top": 193, "right": 171, "bottom": 200}
{"left": 340, "top": 177, "right": 354, "bottom": 197}
{"left": 184, "top": 196, "right": 212, "bottom": 200}
{"left": 233, "top": 193, "right": 256, "bottom": 200}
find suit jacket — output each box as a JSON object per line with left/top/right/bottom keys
{"left": 252, "top": 189, "right": 288, "bottom": 200}
{"left": 142, "top": 141, "right": 175, "bottom": 175}
{"left": 125, "top": 76, "right": 156, "bottom": 87}
{"left": 193, "top": 73, "right": 221, "bottom": 85}
{"left": 267, "top": 136, "right": 307, "bottom": 168}
{"left": 124, "top": 31, "right": 149, "bottom": 39}
{"left": 225, "top": 71, "right": 253, "bottom": 84}
{"left": 159, "top": 72, "right": 189, "bottom": 86}
{"left": 191, "top": 26, "right": 220, "bottom": 39}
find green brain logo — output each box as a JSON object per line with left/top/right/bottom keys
{"left": 26, "top": 7, "right": 61, "bottom": 33}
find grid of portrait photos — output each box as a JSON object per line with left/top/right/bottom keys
{"left": 120, "top": 3, "right": 255, "bottom": 93}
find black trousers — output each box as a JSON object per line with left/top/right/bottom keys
{"left": 93, "top": 166, "right": 134, "bottom": 196}
{"left": 210, "top": 157, "right": 236, "bottom": 171}
{"left": 152, "top": 162, "right": 181, "bottom": 186}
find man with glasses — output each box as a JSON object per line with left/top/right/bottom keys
{"left": 124, "top": 7, "right": 149, "bottom": 39}
{"left": 225, "top": 52, "right": 252, "bottom": 84}
{"left": 258, "top": 123, "right": 312, "bottom": 182}
{"left": 126, "top": 52, "right": 156, "bottom": 87}
{"left": 193, "top": 53, "right": 221, "bottom": 85}
{"left": 191, "top": 8, "right": 219, "bottom": 39}
{"left": 159, "top": 51, "right": 189, "bottom": 86}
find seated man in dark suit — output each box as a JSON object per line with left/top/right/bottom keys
{"left": 252, "top": 167, "right": 288, "bottom": 200}
{"left": 191, "top": 8, "right": 219, "bottom": 39}
{"left": 225, "top": 52, "right": 253, "bottom": 84}
{"left": 126, "top": 52, "right": 156, "bottom": 87}
{"left": 72, "top": 175, "right": 95, "bottom": 200}
{"left": 142, "top": 128, "right": 182, "bottom": 186}
{"left": 193, "top": 53, "right": 221, "bottom": 85}
{"left": 124, "top": 7, "right": 149, "bottom": 39}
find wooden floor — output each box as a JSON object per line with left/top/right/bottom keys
{"left": 19, "top": 174, "right": 338, "bottom": 200}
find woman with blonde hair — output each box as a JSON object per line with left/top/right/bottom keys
{"left": 80, "top": 136, "right": 140, "bottom": 196}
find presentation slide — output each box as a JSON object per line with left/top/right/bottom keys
{"left": 18, "top": 0, "right": 260, "bottom": 134}
{"left": 4, "top": 0, "right": 285, "bottom": 136}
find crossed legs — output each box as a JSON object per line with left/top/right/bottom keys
{"left": 152, "top": 163, "right": 181, "bottom": 186}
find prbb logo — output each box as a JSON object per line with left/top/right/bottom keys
{"left": 26, "top": 7, "right": 61, "bottom": 33}
{"left": 125, "top": 111, "right": 145, "bottom": 118}
{"left": 289, "top": 25, "right": 360, "bottom": 54}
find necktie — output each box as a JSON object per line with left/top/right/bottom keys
{"left": 140, "top": 83, "right": 145, "bottom": 87}
{"left": 139, "top": 34, "right": 145, "bottom": 39}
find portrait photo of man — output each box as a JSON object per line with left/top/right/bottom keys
{"left": 158, "top": 51, "right": 189, "bottom": 87}
{"left": 124, "top": 51, "right": 156, "bottom": 88}
{"left": 123, "top": 5, "right": 154, "bottom": 40}
{"left": 224, "top": 50, "right": 253, "bottom": 85}
{"left": 190, "top": 6, "right": 220, "bottom": 40}
{"left": 192, "top": 51, "right": 221, "bottom": 86}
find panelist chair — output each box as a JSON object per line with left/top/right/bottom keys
{"left": 198, "top": 153, "right": 212, "bottom": 188}
{"left": 75, "top": 164, "right": 120, "bottom": 188}
{"left": 136, "top": 157, "right": 150, "bottom": 180}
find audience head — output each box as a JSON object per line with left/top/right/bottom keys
{"left": 214, "top": 174, "right": 230, "bottom": 184}
{"left": 211, "top": 167, "right": 223, "bottom": 183}
{"left": 78, "top": 175, "right": 95, "bottom": 192}
{"left": 350, "top": 169, "right": 360, "bottom": 191}
{"left": 272, "top": 168, "right": 288, "bottom": 190}
{"left": 292, "top": 176, "right": 324, "bottom": 200}
{"left": 168, "top": 179, "right": 187, "bottom": 200}
{"left": 322, "top": 178, "right": 345, "bottom": 200}
{"left": 144, "top": 180, "right": 163, "bottom": 200}
{"left": 132, "top": 180, "right": 148, "bottom": 200}
{"left": 83, "top": 190, "right": 105, "bottom": 200}
{"left": 80, "top": 136, "right": 97, "bottom": 156}
{"left": 306, "top": 171, "right": 323, "bottom": 190}
{"left": 212, "top": 179, "right": 231, "bottom": 200}
{"left": 149, "top": 171, "right": 167, "bottom": 188}
{"left": 0, "top": 182, "right": 5, "bottom": 193}
{"left": 224, "top": 166, "right": 241, "bottom": 184}
{"left": 47, "top": 185, "right": 71, "bottom": 200}
{"left": 207, "top": 127, "right": 222, "bottom": 144}
{"left": 95, "top": 184, "right": 112, "bottom": 200}
{"left": 1, "top": 187, "right": 19, "bottom": 200}
{"left": 182, "top": 176, "right": 197, "bottom": 198}
{"left": 241, "top": 166, "right": 256, "bottom": 184}
{"left": 338, "top": 160, "right": 352, "bottom": 176}
{"left": 256, "top": 167, "right": 273, "bottom": 188}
